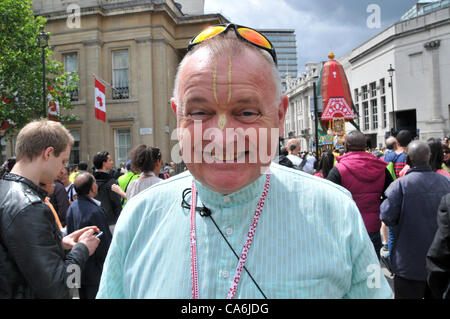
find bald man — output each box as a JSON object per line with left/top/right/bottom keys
{"left": 66, "top": 173, "right": 112, "bottom": 299}
{"left": 381, "top": 140, "right": 450, "bottom": 299}
{"left": 97, "top": 24, "right": 391, "bottom": 299}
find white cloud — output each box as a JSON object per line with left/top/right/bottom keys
{"left": 203, "top": 0, "right": 413, "bottom": 73}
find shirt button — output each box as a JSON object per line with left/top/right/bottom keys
{"left": 221, "top": 270, "right": 229, "bottom": 278}
{"left": 223, "top": 196, "right": 231, "bottom": 203}
{"left": 226, "top": 227, "right": 233, "bottom": 236}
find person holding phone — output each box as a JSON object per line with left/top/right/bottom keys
{"left": 66, "top": 172, "right": 112, "bottom": 299}
{"left": 0, "top": 120, "right": 100, "bottom": 299}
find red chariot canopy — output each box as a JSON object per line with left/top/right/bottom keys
{"left": 320, "top": 52, "right": 356, "bottom": 120}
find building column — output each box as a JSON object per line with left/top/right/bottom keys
{"left": 83, "top": 39, "right": 105, "bottom": 163}
{"left": 136, "top": 36, "right": 154, "bottom": 147}
{"left": 151, "top": 38, "right": 171, "bottom": 163}
{"left": 424, "top": 39, "right": 445, "bottom": 137}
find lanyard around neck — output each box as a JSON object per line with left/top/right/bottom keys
{"left": 189, "top": 173, "right": 271, "bottom": 299}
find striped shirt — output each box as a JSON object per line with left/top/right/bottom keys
{"left": 97, "top": 163, "right": 392, "bottom": 299}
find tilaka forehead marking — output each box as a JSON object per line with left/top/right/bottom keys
{"left": 213, "top": 55, "right": 233, "bottom": 130}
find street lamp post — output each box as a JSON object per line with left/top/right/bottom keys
{"left": 387, "top": 64, "right": 395, "bottom": 135}
{"left": 313, "top": 80, "right": 319, "bottom": 161}
{"left": 37, "top": 30, "right": 49, "bottom": 118}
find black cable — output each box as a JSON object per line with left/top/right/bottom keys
{"left": 182, "top": 188, "right": 268, "bottom": 299}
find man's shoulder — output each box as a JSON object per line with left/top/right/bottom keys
{"left": 270, "top": 162, "right": 353, "bottom": 199}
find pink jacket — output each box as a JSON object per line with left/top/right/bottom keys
{"left": 335, "top": 151, "right": 387, "bottom": 233}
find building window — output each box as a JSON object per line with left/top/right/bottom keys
{"left": 380, "top": 78, "right": 385, "bottom": 95}
{"left": 363, "top": 102, "right": 369, "bottom": 130}
{"left": 370, "top": 82, "right": 377, "bottom": 98}
{"left": 381, "top": 96, "right": 387, "bottom": 128}
{"left": 114, "top": 129, "right": 131, "bottom": 166}
{"left": 371, "top": 99, "right": 378, "bottom": 129}
{"left": 355, "top": 104, "right": 359, "bottom": 127}
{"left": 64, "top": 53, "right": 78, "bottom": 101}
{"left": 354, "top": 88, "right": 359, "bottom": 103}
{"left": 362, "top": 85, "right": 368, "bottom": 100}
{"left": 69, "top": 130, "right": 80, "bottom": 165}
{"left": 112, "top": 50, "right": 129, "bottom": 99}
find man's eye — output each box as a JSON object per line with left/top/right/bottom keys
{"left": 188, "top": 111, "right": 211, "bottom": 120}
{"left": 236, "top": 110, "right": 260, "bottom": 122}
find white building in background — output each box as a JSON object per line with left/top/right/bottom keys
{"left": 285, "top": 1, "right": 450, "bottom": 150}
{"left": 283, "top": 63, "right": 321, "bottom": 151}
{"left": 340, "top": 1, "right": 450, "bottom": 148}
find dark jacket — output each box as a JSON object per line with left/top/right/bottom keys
{"left": 328, "top": 151, "right": 392, "bottom": 233}
{"left": 49, "top": 179, "right": 70, "bottom": 227}
{"left": 66, "top": 195, "right": 112, "bottom": 286}
{"left": 93, "top": 170, "right": 122, "bottom": 225}
{"left": 0, "top": 173, "right": 90, "bottom": 299}
{"left": 380, "top": 166, "right": 450, "bottom": 281}
{"left": 426, "top": 193, "right": 450, "bottom": 299}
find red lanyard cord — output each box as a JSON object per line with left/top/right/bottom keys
{"left": 185, "top": 173, "right": 270, "bottom": 299}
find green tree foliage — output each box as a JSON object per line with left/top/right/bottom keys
{"left": 0, "top": 0, "right": 78, "bottom": 136}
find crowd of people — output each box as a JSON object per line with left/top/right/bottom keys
{"left": 0, "top": 22, "right": 449, "bottom": 300}
{"left": 280, "top": 131, "right": 450, "bottom": 298}
{"left": 0, "top": 130, "right": 178, "bottom": 299}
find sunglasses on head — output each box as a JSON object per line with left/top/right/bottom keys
{"left": 187, "top": 23, "right": 277, "bottom": 65}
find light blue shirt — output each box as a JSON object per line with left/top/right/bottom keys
{"left": 97, "top": 163, "right": 392, "bottom": 298}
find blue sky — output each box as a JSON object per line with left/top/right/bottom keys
{"left": 204, "top": 0, "right": 419, "bottom": 73}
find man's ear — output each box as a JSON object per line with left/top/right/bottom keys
{"left": 170, "top": 98, "right": 177, "bottom": 115}
{"left": 277, "top": 95, "right": 289, "bottom": 137}
{"left": 42, "top": 146, "right": 54, "bottom": 161}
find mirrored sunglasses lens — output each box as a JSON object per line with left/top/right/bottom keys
{"left": 237, "top": 28, "right": 271, "bottom": 49}
{"left": 192, "top": 26, "right": 226, "bottom": 44}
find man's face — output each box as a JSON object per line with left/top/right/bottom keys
{"left": 90, "top": 178, "right": 98, "bottom": 197}
{"left": 172, "top": 47, "right": 288, "bottom": 194}
{"left": 104, "top": 155, "right": 113, "bottom": 171}
{"left": 42, "top": 145, "right": 71, "bottom": 185}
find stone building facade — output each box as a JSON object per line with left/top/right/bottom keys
{"left": 23, "top": 0, "right": 227, "bottom": 167}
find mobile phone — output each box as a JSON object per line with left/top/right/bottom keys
{"left": 95, "top": 231, "right": 103, "bottom": 238}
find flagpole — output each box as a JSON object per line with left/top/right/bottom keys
{"left": 92, "top": 73, "right": 112, "bottom": 88}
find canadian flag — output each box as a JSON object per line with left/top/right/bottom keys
{"left": 48, "top": 87, "right": 60, "bottom": 121}
{"left": 94, "top": 78, "right": 106, "bottom": 122}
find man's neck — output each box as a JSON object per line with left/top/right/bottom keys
{"left": 98, "top": 168, "right": 109, "bottom": 173}
{"left": 396, "top": 147, "right": 406, "bottom": 154}
{"left": 10, "top": 160, "right": 41, "bottom": 186}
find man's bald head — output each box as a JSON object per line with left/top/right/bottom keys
{"left": 74, "top": 172, "right": 95, "bottom": 196}
{"left": 344, "top": 130, "right": 366, "bottom": 152}
{"left": 385, "top": 136, "right": 397, "bottom": 151}
{"left": 406, "top": 140, "right": 431, "bottom": 167}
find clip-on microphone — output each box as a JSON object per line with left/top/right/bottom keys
{"left": 181, "top": 187, "right": 267, "bottom": 299}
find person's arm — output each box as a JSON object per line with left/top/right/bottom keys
{"left": 426, "top": 194, "right": 450, "bottom": 299}
{"left": 380, "top": 181, "right": 402, "bottom": 227}
{"left": 381, "top": 168, "right": 394, "bottom": 202}
{"left": 4, "top": 203, "right": 91, "bottom": 298}
{"left": 111, "top": 183, "right": 127, "bottom": 200}
{"left": 108, "top": 180, "right": 123, "bottom": 220}
{"left": 326, "top": 166, "right": 342, "bottom": 185}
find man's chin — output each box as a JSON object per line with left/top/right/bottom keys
{"left": 187, "top": 163, "right": 263, "bottom": 194}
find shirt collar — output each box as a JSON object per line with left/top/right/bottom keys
{"left": 3, "top": 172, "right": 48, "bottom": 199}
{"left": 194, "top": 173, "right": 267, "bottom": 209}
